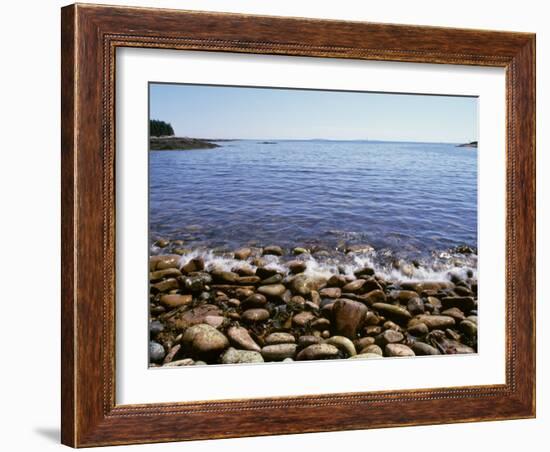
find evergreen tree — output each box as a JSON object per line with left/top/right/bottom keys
{"left": 149, "top": 119, "right": 175, "bottom": 137}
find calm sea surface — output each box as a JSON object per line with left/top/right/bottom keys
{"left": 149, "top": 140, "right": 477, "bottom": 260}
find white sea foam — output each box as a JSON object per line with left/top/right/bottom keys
{"left": 167, "top": 246, "right": 477, "bottom": 284}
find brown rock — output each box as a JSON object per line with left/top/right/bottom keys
{"left": 227, "top": 326, "right": 261, "bottom": 352}
{"left": 181, "top": 257, "right": 205, "bottom": 273}
{"left": 257, "top": 284, "right": 286, "bottom": 298}
{"left": 332, "top": 299, "right": 368, "bottom": 338}
{"left": 296, "top": 344, "right": 340, "bottom": 360}
{"left": 342, "top": 279, "right": 366, "bottom": 293}
{"left": 385, "top": 343, "right": 415, "bottom": 357}
{"left": 242, "top": 309, "right": 270, "bottom": 323}
{"left": 234, "top": 248, "right": 252, "bottom": 260}
{"left": 183, "top": 324, "right": 229, "bottom": 358}
{"left": 159, "top": 294, "right": 192, "bottom": 309}
{"left": 167, "top": 304, "right": 222, "bottom": 329}
{"left": 372, "top": 302, "right": 412, "bottom": 323}
{"left": 261, "top": 344, "right": 297, "bottom": 361}
{"left": 292, "top": 311, "right": 316, "bottom": 327}
{"left": 319, "top": 287, "right": 342, "bottom": 298}
{"left": 410, "top": 315, "right": 456, "bottom": 330}
{"left": 288, "top": 260, "right": 307, "bottom": 274}
{"left": 263, "top": 245, "right": 284, "bottom": 256}
{"left": 241, "top": 293, "right": 268, "bottom": 309}
{"left": 265, "top": 332, "right": 296, "bottom": 345}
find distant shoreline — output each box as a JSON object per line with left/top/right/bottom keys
{"left": 456, "top": 141, "right": 478, "bottom": 148}
{"left": 150, "top": 136, "right": 221, "bottom": 151}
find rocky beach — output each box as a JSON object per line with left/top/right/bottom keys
{"left": 149, "top": 241, "right": 478, "bottom": 367}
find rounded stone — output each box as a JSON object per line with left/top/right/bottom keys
{"left": 182, "top": 324, "right": 229, "bottom": 358}
{"left": 221, "top": 347, "right": 264, "bottom": 364}
{"left": 265, "top": 332, "right": 296, "bottom": 345}
{"left": 149, "top": 341, "right": 166, "bottom": 363}
{"left": 385, "top": 343, "right": 415, "bottom": 357}
{"left": 261, "top": 344, "right": 297, "bottom": 361}
{"left": 296, "top": 344, "right": 340, "bottom": 360}
{"left": 242, "top": 309, "right": 270, "bottom": 323}
{"left": 325, "top": 336, "right": 357, "bottom": 356}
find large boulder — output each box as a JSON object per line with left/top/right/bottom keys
{"left": 332, "top": 299, "right": 368, "bottom": 339}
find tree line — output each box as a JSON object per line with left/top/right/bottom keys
{"left": 150, "top": 119, "right": 175, "bottom": 137}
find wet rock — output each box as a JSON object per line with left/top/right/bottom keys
{"left": 360, "top": 344, "right": 383, "bottom": 356}
{"left": 354, "top": 267, "right": 375, "bottom": 278}
{"left": 325, "top": 336, "right": 356, "bottom": 356}
{"left": 261, "top": 344, "right": 297, "bottom": 361}
{"left": 362, "top": 278, "right": 383, "bottom": 293}
{"left": 288, "top": 295, "right": 306, "bottom": 308}
{"left": 149, "top": 341, "right": 165, "bottom": 363}
{"left": 354, "top": 336, "right": 375, "bottom": 351}
{"left": 235, "top": 287, "right": 255, "bottom": 300}
{"left": 154, "top": 239, "right": 169, "bottom": 248}
{"left": 263, "top": 245, "right": 284, "bottom": 256}
{"left": 407, "top": 297, "right": 425, "bottom": 315}
{"left": 342, "top": 279, "right": 366, "bottom": 293}
{"left": 159, "top": 294, "right": 192, "bottom": 309}
{"left": 255, "top": 267, "right": 279, "bottom": 279}
{"left": 361, "top": 289, "right": 387, "bottom": 305}
{"left": 151, "top": 254, "right": 181, "bottom": 271}
{"left": 234, "top": 248, "right": 252, "bottom": 260}
{"left": 296, "top": 344, "right": 340, "bottom": 360}
{"left": 257, "top": 284, "right": 286, "bottom": 298}
{"left": 391, "top": 290, "right": 419, "bottom": 302}
{"left": 298, "top": 335, "right": 322, "bottom": 349}
{"left": 167, "top": 304, "right": 222, "bottom": 329}
{"left": 426, "top": 296, "right": 442, "bottom": 310}
{"left": 454, "top": 286, "right": 473, "bottom": 296}
{"left": 241, "top": 293, "right": 267, "bottom": 309}
{"left": 332, "top": 299, "right": 368, "bottom": 339}
{"left": 411, "top": 342, "right": 441, "bottom": 355}
{"left": 150, "top": 268, "right": 182, "bottom": 282}
{"left": 261, "top": 274, "right": 283, "bottom": 286}
{"left": 265, "top": 332, "right": 296, "bottom": 345}
{"left": 407, "top": 322, "right": 429, "bottom": 336}
{"left": 183, "top": 324, "right": 229, "bottom": 359}
{"left": 151, "top": 278, "right": 180, "bottom": 293}
{"left": 181, "top": 272, "right": 212, "bottom": 292}
{"left": 234, "top": 266, "right": 255, "bottom": 277}
{"left": 371, "top": 303, "right": 412, "bottom": 323}
{"left": 289, "top": 274, "right": 327, "bottom": 296}
{"left": 327, "top": 274, "right": 347, "bottom": 287}
{"left": 460, "top": 319, "right": 478, "bottom": 338}
{"left": 227, "top": 326, "right": 261, "bottom": 352}
{"left": 410, "top": 315, "right": 456, "bottom": 330}
{"left": 385, "top": 343, "right": 415, "bottom": 357}
{"left": 311, "top": 318, "right": 331, "bottom": 330}
{"left": 227, "top": 298, "right": 241, "bottom": 307}
{"left": 242, "top": 308, "right": 270, "bottom": 323}
{"left": 288, "top": 260, "right": 307, "bottom": 274}
{"left": 238, "top": 276, "right": 262, "bottom": 285}
{"left": 181, "top": 257, "right": 205, "bottom": 273}
{"left": 292, "top": 311, "right": 316, "bottom": 327}
{"left": 441, "top": 296, "right": 476, "bottom": 312}
{"left": 441, "top": 307, "right": 466, "bottom": 321}
{"left": 149, "top": 320, "right": 164, "bottom": 336}
{"left": 221, "top": 347, "right": 264, "bottom": 364}
{"left": 375, "top": 330, "right": 404, "bottom": 347}
{"left": 211, "top": 270, "right": 240, "bottom": 284}
{"left": 319, "top": 287, "right": 342, "bottom": 299}
{"left": 293, "top": 247, "right": 308, "bottom": 255}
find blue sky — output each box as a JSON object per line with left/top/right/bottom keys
{"left": 149, "top": 83, "right": 477, "bottom": 143}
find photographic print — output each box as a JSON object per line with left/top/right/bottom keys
{"left": 148, "top": 83, "right": 478, "bottom": 367}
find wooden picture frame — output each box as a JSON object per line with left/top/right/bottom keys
{"left": 61, "top": 3, "right": 535, "bottom": 447}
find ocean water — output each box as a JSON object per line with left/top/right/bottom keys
{"left": 149, "top": 140, "right": 477, "bottom": 276}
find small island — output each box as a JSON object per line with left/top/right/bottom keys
{"left": 150, "top": 136, "right": 220, "bottom": 151}
{"left": 457, "top": 141, "right": 478, "bottom": 148}
{"left": 149, "top": 119, "right": 220, "bottom": 150}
